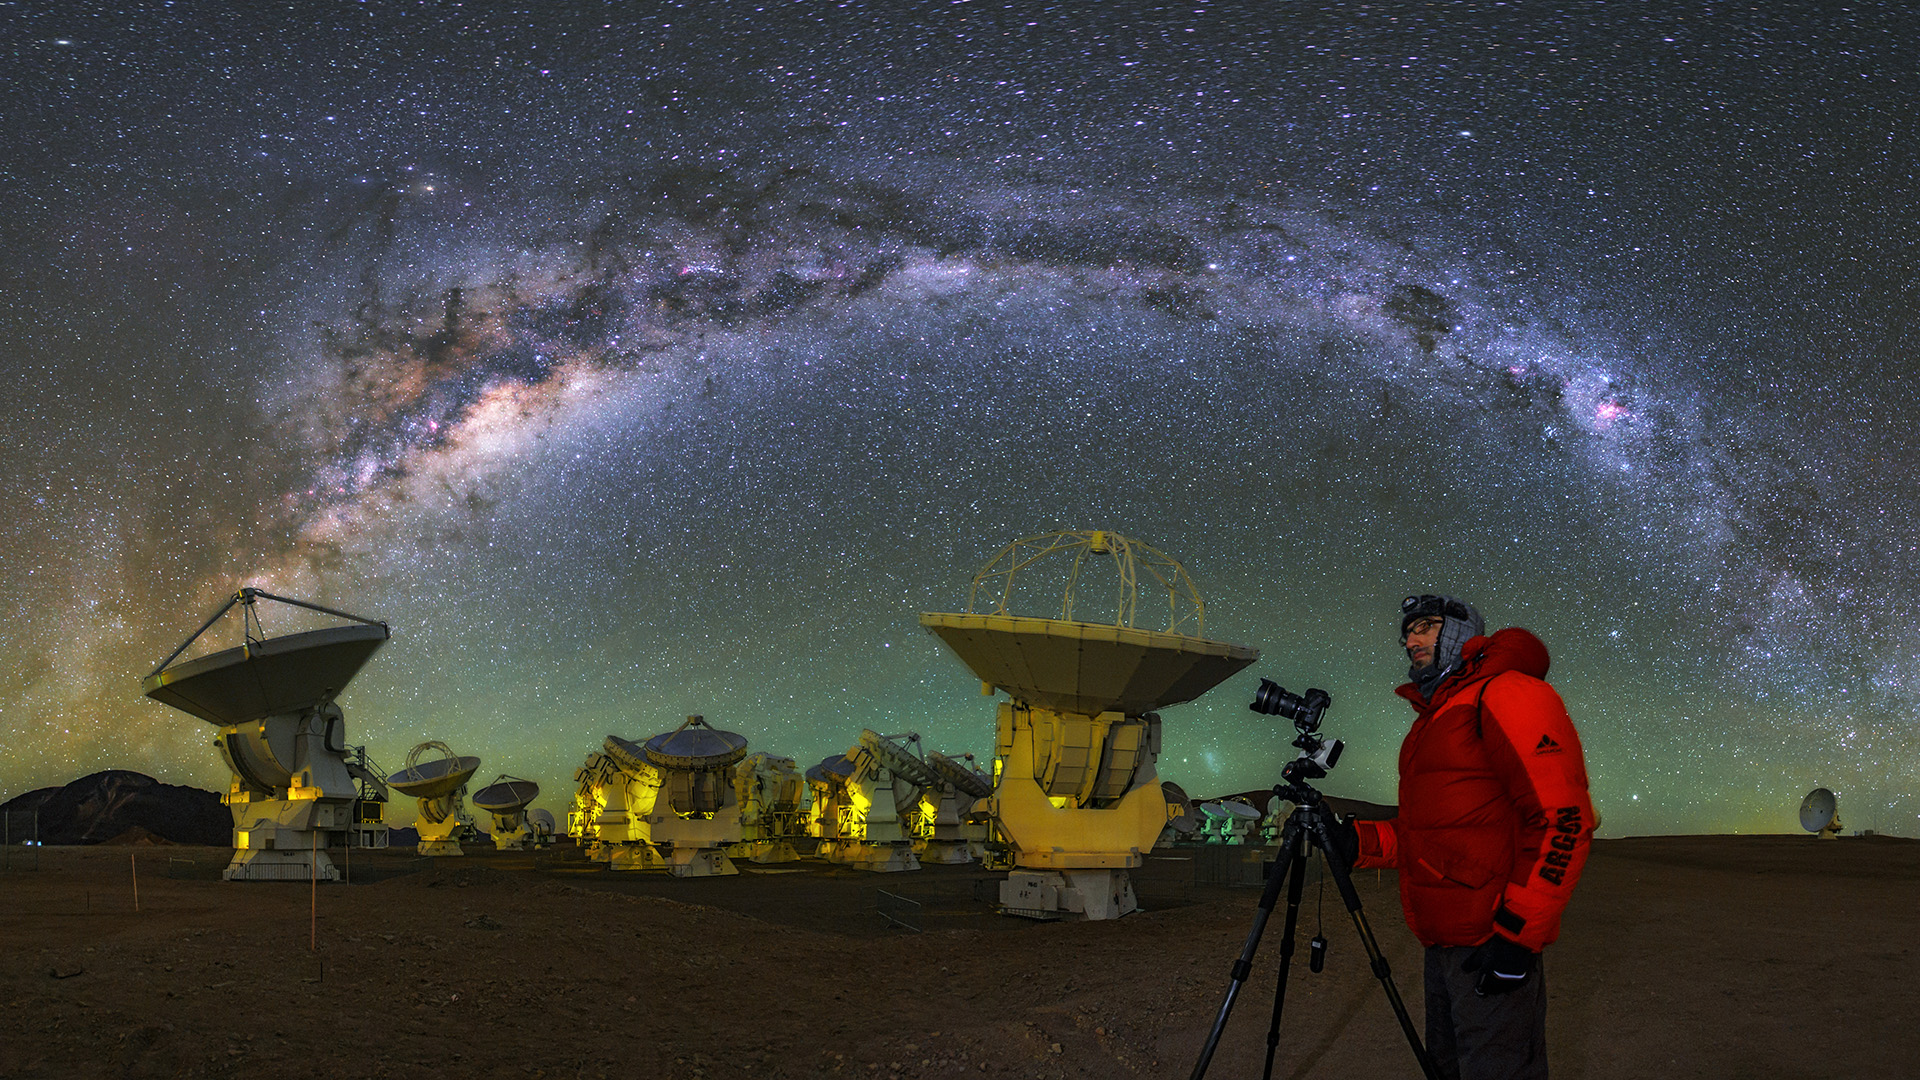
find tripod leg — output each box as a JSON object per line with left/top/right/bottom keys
{"left": 1259, "top": 833, "right": 1312, "bottom": 1080}
{"left": 1311, "top": 819, "right": 1444, "bottom": 1080}
{"left": 1189, "top": 815, "right": 1305, "bottom": 1080}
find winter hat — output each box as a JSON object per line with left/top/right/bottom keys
{"left": 1400, "top": 593, "right": 1486, "bottom": 697}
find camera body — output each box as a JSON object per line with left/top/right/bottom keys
{"left": 1250, "top": 678, "right": 1344, "bottom": 786}
{"left": 1250, "top": 679, "right": 1330, "bottom": 730}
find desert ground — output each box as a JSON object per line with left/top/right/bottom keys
{"left": 0, "top": 834, "right": 1912, "bottom": 1080}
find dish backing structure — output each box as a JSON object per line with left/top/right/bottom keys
{"left": 920, "top": 530, "right": 1258, "bottom": 920}
{"left": 827, "top": 730, "right": 937, "bottom": 872}
{"left": 141, "top": 588, "right": 395, "bottom": 882}
{"left": 920, "top": 750, "right": 994, "bottom": 864}
{"left": 730, "top": 752, "right": 809, "bottom": 863}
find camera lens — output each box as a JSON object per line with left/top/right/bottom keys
{"left": 1250, "top": 678, "right": 1289, "bottom": 716}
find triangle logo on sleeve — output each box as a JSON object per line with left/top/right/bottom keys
{"left": 1534, "top": 734, "right": 1563, "bottom": 755}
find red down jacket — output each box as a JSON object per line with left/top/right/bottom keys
{"left": 1353, "top": 627, "right": 1594, "bottom": 952}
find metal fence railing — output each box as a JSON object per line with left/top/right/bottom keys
{"left": 875, "top": 888, "right": 923, "bottom": 932}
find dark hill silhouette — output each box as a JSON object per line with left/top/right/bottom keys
{"left": 0, "top": 770, "right": 229, "bottom": 846}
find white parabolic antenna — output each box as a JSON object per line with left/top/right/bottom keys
{"left": 472, "top": 775, "right": 542, "bottom": 851}
{"left": 388, "top": 749, "right": 482, "bottom": 800}
{"left": 806, "top": 754, "right": 854, "bottom": 786}
{"left": 1799, "top": 787, "right": 1841, "bottom": 838}
{"left": 140, "top": 587, "right": 392, "bottom": 883}
{"left": 472, "top": 776, "right": 540, "bottom": 814}
{"left": 640, "top": 716, "right": 748, "bottom": 877}
{"left": 387, "top": 741, "right": 482, "bottom": 856}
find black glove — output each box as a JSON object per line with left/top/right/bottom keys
{"left": 1321, "top": 810, "right": 1360, "bottom": 870}
{"left": 1464, "top": 935, "right": 1535, "bottom": 997}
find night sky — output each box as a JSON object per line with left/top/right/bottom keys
{"left": 4, "top": 1, "right": 1916, "bottom": 837}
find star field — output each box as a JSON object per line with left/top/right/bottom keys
{"left": 3, "top": 1, "right": 1918, "bottom": 836}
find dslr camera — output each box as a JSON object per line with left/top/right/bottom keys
{"left": 1250, "top": 678, "right": 1343, "bottom": 780}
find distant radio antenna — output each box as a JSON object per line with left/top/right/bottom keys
{"left": 1799, "top": 787, "right": 1842, "bottom": 840}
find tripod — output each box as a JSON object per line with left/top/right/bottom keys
{"left": 1190, "top": 779, "right": 1441, "bottom": 1080}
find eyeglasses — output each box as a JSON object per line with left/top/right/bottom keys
{"left": 1400, "top": 616, "right": 1443, "bottom": 643}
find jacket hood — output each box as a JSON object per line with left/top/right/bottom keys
{"left": 1397, "top": 627, "right": 1550, "bottom": 709}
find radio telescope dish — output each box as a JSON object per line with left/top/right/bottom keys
{"left": 1224, "top": 801, "right": 1261, "bottom": 823}
{"left": 918, "top": 750, "right": 993, "bottom": 864}
{"left": 473, "top": 776, "right": 540, "bottom": 814}
{"left": 643, "top": 716, "right": 748, "bottom": 771}
{"left": 143, "top": 623, "right": 390, "bottom": 726}
{"left": 1800, "top": 787, "right": 1842, "bottom": 839}
{"left": 633, "top": 716, "right": 748, "bottom": 877}
{"left": 928, "top": 750, "right": 994, "bottom": 799}
{"left": 388, "top": 750, "right": 481, "bottom": 800}
{"left": 473, "top": 775, "right": 541, "bottom": 851}
{"left": 733, "top": 752, "right": 808, "bottom": 864}
{"left": 858, "top": 730, "right": 939, "bottom": 789}
{"left": 919, "top": 613, "right": 1257, "bottom": 717}
{"left": 826, "top": 731, "right": 934, "bottom": 872}
{"left": 807, "top": 754, "right": 853, "bottom": 786}
{"left": 575, "top": 740, "right": 668, "bottom": 870}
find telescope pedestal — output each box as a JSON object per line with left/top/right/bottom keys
{"left": 490, "top": 816, "right": 533, "bottom": 851}
{"left": 592, "top": 779, "right": 662, "bottom": 869}
{"left": 836, "top": 747, "right": 930, "bottom": 873}
{"left": 732, "top": 838, "right": 801, "bottom": 863}
{"left": 919, "top": 790, "right": 988, "bottom": 865}
{"left": 224, "top": 794, "right": 350, "bottom": 881}
{"left": 1002, "top": 869, "right": 1137, "bottom": 920}
{"left": 920, "top": 839, "right": 976, "bottom": 865}
{"left": 607, "top": 842, "right": 668, "bottom": 871}
{"left": 415, "top": 811, "right": 465, "bottom": 857}
{"left": 839, "top": 840, "right": 920, "bottom": 873}
{"left": 662, "top": 847, "right": 738, "bottom": 877}
{"left": 982, "top": 708, "right": 1167, "bottom": 920}
{"left": 647, "top": 806, "right": 743, "bottom": 877}
{"left": 225, "top": 847, "right": 340, "bottom": 882}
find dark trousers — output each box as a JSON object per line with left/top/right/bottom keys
{"left": 1423, "top": 945, "right": 1549, "bottom": 1080}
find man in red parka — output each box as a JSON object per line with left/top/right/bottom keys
{"left": 1334, "top": 594, "right": 1594, "bottom": 1080}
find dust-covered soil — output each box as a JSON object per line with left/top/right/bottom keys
{"left": 0, "top": 835, "right": 1913, "bottom": 1079}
